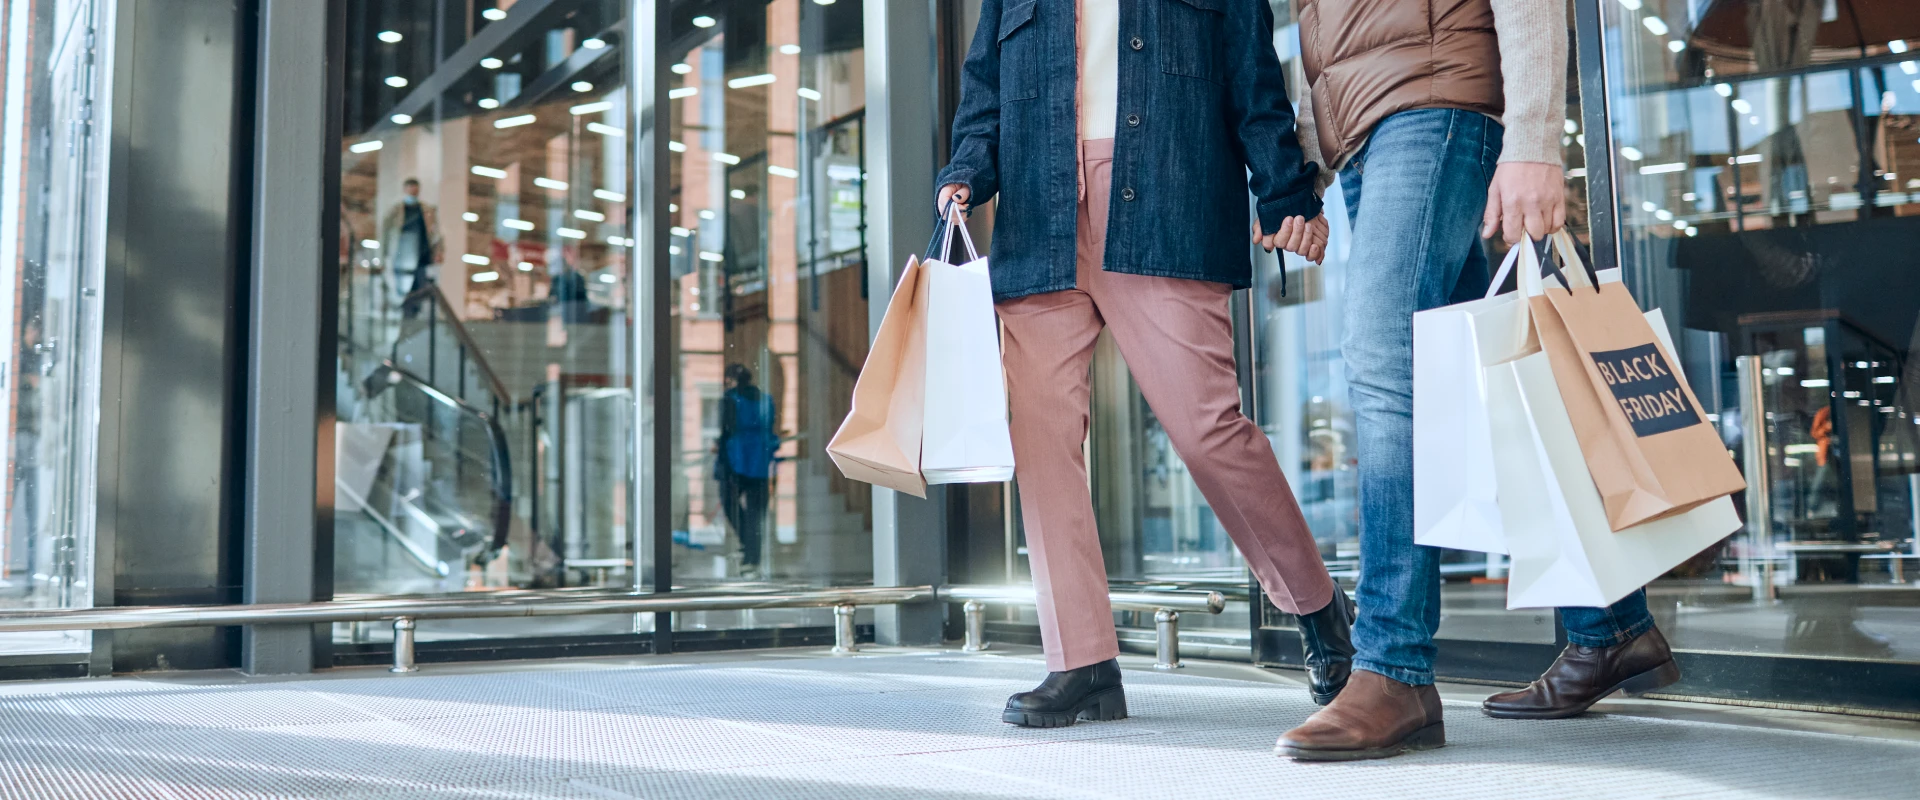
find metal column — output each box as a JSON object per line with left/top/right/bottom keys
{"left": 240, "top": 0, "right": 337, "bottom": 677}
{"left": 863, "top": 0, "right": 946, "bottom": 646}
{"left": 1736, "top": 356, "right": 1775, "bottom": 601}
{"left": 630, "top": 0, "right": 674, "bottom": 652}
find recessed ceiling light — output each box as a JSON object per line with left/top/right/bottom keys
{"left": 582, "top": 38, "right": 606, "bottom": 50}
{"left": 571, "top": 81, "right": 593, "bottom": 92}
{"left": 377, "top": 30, "right": 403, "bottom": 44}
{"left": 480, "top": 57, "right": 504, "bottom": 70}
{"left": 482, "top": 8, "right": 507, "bottom": 21}
{"left": 692, "top": 15, "right": 716, "bottom": 27}
{"left": 478, "top": 98, "right": 500, "bottom": 109}
{"left": 390, "top": 113, "right": 413, "bottom": 124}
{"left": 780, "top": 45, "right": 801, "bottom": 55}
{"left": 672, "top": 63, "right": 693, "bottom": 75}
{"left": 385, "top": 76, "right": 408, "bottom": 88}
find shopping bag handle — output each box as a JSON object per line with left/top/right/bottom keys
{"left": 927, "top": 199, "right": 981, "bottom": 263}
{"left": 1502, "top": 232, "right": 1599, "bottom": 299}
{"left": 1484, "top": 238, "right": 1528, "bottom": 300}
{"left": 1535, "top": 231, "right": 1599, "bottom": 295}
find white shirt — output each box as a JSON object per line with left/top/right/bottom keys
{"left": 1079, "top": 0, "right": 1119, "bottom": 140}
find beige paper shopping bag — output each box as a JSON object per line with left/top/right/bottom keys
{"left": 1526, "top": 233, "right": 1745, "bottom": 531}
{"left": 826, "top": 255, "right": 932, "bottom": 498}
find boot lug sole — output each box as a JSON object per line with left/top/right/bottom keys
{"left": 1275, "top": 721, "right": 1446, "bottom": 761}
{"left": 1481, "top": 658, "right": 1682, "bottom": 720}
{"left": 1002, "top": 686, "right": 1128, "bottom": 728}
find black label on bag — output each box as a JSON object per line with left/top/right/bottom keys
{"left": 1590, "top": 343, "right": 1700, "bottom": 437}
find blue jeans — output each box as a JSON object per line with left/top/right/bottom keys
{"left": 1339, "top": 109, "right": 1653, "bottom": 685}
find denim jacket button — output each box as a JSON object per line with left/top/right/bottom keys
{"left": 1126, "top": 113, "right": 1140, "bottom": 127}
{"left": 1120, "top": 187, "right": 1136, "bottom": 202}
{"left": 1130, "top": 36, "right": 1144, "bottom": 51}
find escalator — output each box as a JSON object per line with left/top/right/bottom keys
{"left": 334, "top": 288, "right": 516, "bottom": 595}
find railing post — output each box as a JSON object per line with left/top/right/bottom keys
{"left": 962, "top": 599, "right": 988, "bottom": 652}
{"left": 831, "top": 604, "right": 858, "bottom": 655}
{"left": 390, "top": 617, "right": 418, "bottom": 673}
{"left": 1154, "top": 609, "right": 1181, "bottom": 670}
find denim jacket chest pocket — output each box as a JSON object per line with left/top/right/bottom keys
{"left": 998, "top": 0, "right": 1042, "bottom": 101}
{"left": 1157, "top": 0, "right": 1226, "bottom": 85}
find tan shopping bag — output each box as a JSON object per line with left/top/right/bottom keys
{"left": 826, "top": 254, "right": 932, "bottom": 498}
{"left": 1527, "top": 232, "right": 1745, "bottom": 531}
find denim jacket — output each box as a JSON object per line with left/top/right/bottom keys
{"left": 936, "top": 0, "right": 1323, "bottom": 301}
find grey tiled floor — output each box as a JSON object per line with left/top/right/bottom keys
{"left": 1, "top": 647, "right": 1917, "bottom": 799}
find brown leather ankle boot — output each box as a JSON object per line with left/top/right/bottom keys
{"left": 1274, "top": 669, "right": 1445, "bottom": 761}
{"left": 1482, "top": 626, "right": 1680, "bottom": 720}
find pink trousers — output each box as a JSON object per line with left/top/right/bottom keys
{"left": 997, "top": 139, "right": 1336, "bottom": 671}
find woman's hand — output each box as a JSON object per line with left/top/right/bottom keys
{"left": 937, "top": 183, "right": 972, "bottom": 215}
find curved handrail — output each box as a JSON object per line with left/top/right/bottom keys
{"left": 399, "top": 285, "right": 512, "bottom": 405}
{"left": 364, "top": 359, "right": 515, "bottom": 561}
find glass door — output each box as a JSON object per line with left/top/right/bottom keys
{"left": 1595, "top": 0, "right": 1920, "bottom": 664}
{"left": 0, "top": 0, "right": 109, "bottom": 656}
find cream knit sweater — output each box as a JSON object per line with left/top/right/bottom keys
{"left": 1295, "top": 0, "right": 1568, "bottom": 177}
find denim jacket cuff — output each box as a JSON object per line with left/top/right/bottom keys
{"left": 934, "top": 167, "right": 988, "bottom": 210}
{"left": 1256, "top": 186, "right": 1325, "bottom": 232}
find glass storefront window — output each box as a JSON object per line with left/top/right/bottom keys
{"left": 331, "top": 0, "right": 642, "bottom": 643}
{"left": 664, "top": 0, "right": 872, "bottom": 633}
{"left": 0, "top": 0, "right": 109, "bottom": 656}
{"left": 1600, "top": 0, "right": 1920, "bottom": 661}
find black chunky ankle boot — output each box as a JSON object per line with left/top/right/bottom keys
{"left": 1296, "top": 589, "right": 1356, "bottom": 705}
{"left": 1002, "top": 658, "right": 1128, "bottom": 728}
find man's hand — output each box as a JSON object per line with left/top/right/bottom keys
{"left": 1482, "top": 162, "right": 1566, "bottom": 244}
{"left": 937, "top": 183, "right": 971, "bottom": 215}
{"left": 1254, "top": 214, "right": 1328, "bottom": 264}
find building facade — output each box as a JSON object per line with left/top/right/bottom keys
{"left": 0, "top": 0, "right": 1914, "bottom": 713}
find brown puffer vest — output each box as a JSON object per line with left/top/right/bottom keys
{"left": 1297, "top": 0, "right": 1506, "bottom": 165}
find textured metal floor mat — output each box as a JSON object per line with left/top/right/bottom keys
{"left": 0, "top": 650, "right": 1913, "bottom": 800}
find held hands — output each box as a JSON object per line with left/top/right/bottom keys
{"left": 1254, "top": 214, "right": 1328, "bottom": 265}
{"left": 1482, "top": 162, "right": 1567, "bottom": 244}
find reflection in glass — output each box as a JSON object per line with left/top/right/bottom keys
{"left": 665, "top": 0, "right": 871, "bottom": 635}
{"left": 0, "top": 0, "right": 109, "bottom": 656}
{"left": 331, "top": 0, "right": 639, "bottom": 643}
{"left": 1602, "top": 0, "right": 1920, "bottom": 661}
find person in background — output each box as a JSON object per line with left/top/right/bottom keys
{"left": 1274, "top": 0, "right": 1680, "bottom": 762}
{"left": 937, "top": 0, "right": 1353, "bottom": 730}
{"left": 715, "top": 364, "right": 778, "bottom": 580}
{"left": 379, "top": 178, "right": 441, "bottom": 318}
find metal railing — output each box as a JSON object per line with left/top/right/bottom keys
{"left": 0, "top": 584, "right": 1225, "bottom": 673}
{"left": 946, "top": 584, "right": 1225, "bottom": 670}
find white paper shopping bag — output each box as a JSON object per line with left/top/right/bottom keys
{"left": 1413, "top": 243, "right": 1541, "bottom": 554}
{"left": 1500, "top": 307, "right": 1743, "bottom": 609}
{"left": 920, "top": 207, "right": 1015, "bottom": 484}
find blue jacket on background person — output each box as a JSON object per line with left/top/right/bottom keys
{"left": 935, "top": 0, "right": 1323, "bottom": 301}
